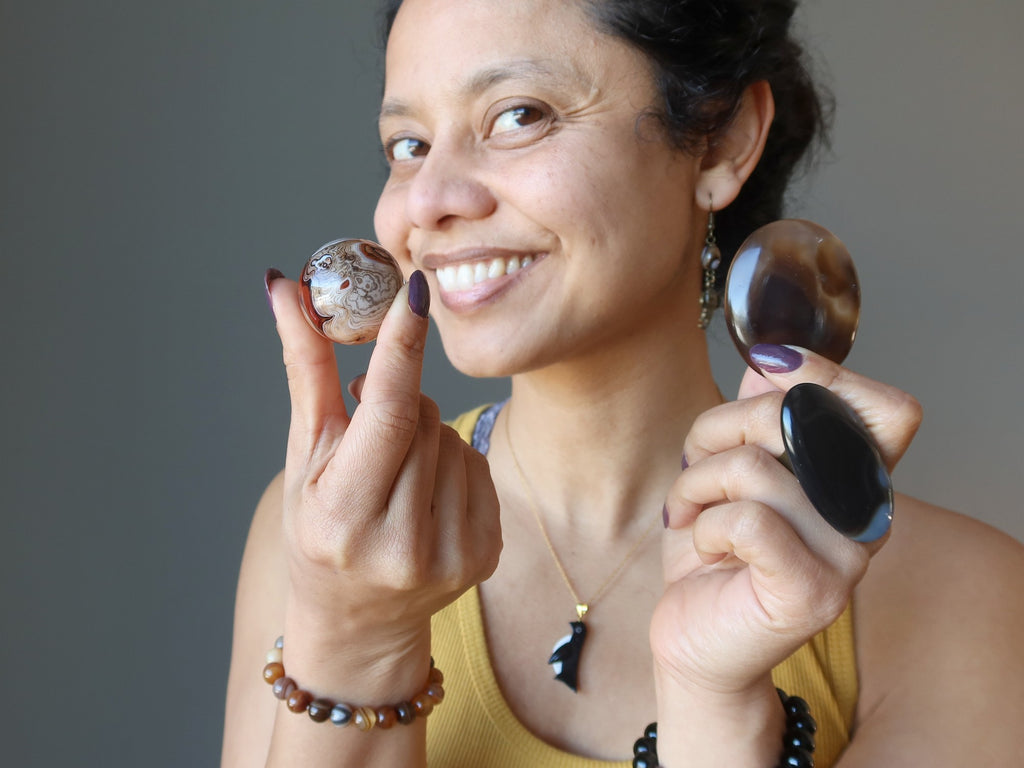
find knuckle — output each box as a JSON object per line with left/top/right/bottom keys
{"left": 733, "top": 501, "right": 777, "bottom": 543}
{"left": 418, "top": 396, "right": 441, "bottom": 431}
{"left": 799, "top": 557, "right": 858, "bottom": 625}
{"left": 890, "top": 390, "right": 924, "bottom": 431}
{"left": 391, "top": 319, "right": 428, "bottom": 361}
{"left": 809, "top": 581, "right": 850, "bottom": 626}
{"left": 727, "top": 445, "right": 776, "bottom": 486}
{"left": 746, "top": 392, "right": 783, "bottom": 434}
{"left": 365, "top": 402, "right": 420, "bottom": 447}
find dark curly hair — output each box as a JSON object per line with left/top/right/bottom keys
{"left": 378, "top": 0, "right": 831, "bottom": 269}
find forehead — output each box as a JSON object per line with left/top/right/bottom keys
{"left": 382, "top": 0, "right": 648, "bottom": 109}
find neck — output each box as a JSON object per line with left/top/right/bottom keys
{"left": 493, "top": 319, "right": 722, "bottom": 539}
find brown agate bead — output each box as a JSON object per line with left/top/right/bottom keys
{"left": 425, "top": 683, "right": 445, "bottom": 703}
{"left": 724, "top": 220, "right": 860, "bottom": 369}
{"left": 375, "top": 706, "right": 398, "bottom": 730}
{"left": 352, "top": 706, "right": 378, "bottom": 732}
{"left": 299, "top": 238, "right": 403, "bottom": 345}
{"left": 412, "top": 692, "right": 434, "bottom": 717}
{"left": 287, "top": 689, "right": 314, "bottom": 713}
{"left": 272, "top": 676, "right": 296, "bottom": 700}
{"left": 395, "top": 701, "right": 416, "bottom": 725}
{"left": 262, "top": 662, "right": 285, "bottom": 685}
{"left": 308, "top": 698, "right": 335, "bottom": 723}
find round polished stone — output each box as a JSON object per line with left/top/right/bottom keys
{"left": 724, "top": 220, "right": 860, "bottom": 368}
{"left": 781, "top": 383, "right": 893, "bottom": 543}
{"left": 299, "top": 238, "right": 403, "bottom": 344}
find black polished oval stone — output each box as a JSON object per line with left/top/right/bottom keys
{"left": 781, "top": 383, "right": 893, "bottom": 543}
{"left": 725, "top": 220, "right": 860, "bottom": 369}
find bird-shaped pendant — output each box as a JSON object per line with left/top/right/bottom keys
{"left": 548, "top": 621, "right": 587, "bottom": 692}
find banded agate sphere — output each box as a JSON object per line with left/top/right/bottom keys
{"left": 299, "top": 239, "right": 403, "bottom": 344}
{"left": 724, "top": 220, "right": 860, "bottom": 367}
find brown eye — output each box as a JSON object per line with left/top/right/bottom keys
{"left": 491, "top": 105, "right": 545, "bottom": 135}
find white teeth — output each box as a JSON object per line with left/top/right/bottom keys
{"left": 437, "top": 266, "right": 456, "bottom": 291}
{"left": 456, "top": 263, "right": 475, "bottom": 289}
{"left": 434, "top": 254, "right": 534, "bottom": 291}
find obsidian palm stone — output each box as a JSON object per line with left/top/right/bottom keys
{"left": 724, "top": 220, "right": 893, "bottom": 543}
{"left": 781, "top": 383, "right": 893, "bottom": 542}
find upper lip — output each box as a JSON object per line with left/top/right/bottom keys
{"left": 419, "top": 246, "right": 542, "bottom": 270}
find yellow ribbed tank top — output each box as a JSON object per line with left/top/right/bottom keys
{"left": 428, "top": 406, "right": 858, "bottom": 768}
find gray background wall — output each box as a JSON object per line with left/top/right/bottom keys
{"left": 2, "top": 1, "right": 1021, "bottom": 765}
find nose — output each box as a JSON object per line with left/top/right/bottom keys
{"left": 405, "top": 143, "right": 497, "bottom": 231}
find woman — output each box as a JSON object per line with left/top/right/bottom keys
{"left": 223, "top": 0, "right": 1024, "bottom": 765}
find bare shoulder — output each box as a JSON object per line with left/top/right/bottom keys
{"left": 848, "top": 493, "right": 1024, "bottom": 764}
{"left": 221, "top": 470, "right": 289, "bottom": 767}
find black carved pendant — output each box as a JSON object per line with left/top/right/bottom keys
{"left": 548, "top": 621, "right": 587, "bottom": 692}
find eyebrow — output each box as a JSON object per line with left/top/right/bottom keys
{"left": 378, "top": 59, "right": 579, "bottom": 122}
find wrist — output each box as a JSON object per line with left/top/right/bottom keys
{"left": 653, "top": 674, "right": 784, "bottom": 767}
{"left": 282, "top": 598, "right": 433, "bottom": 704}
{"left": 637, "top": 683, "right": 816, "bottom": 768}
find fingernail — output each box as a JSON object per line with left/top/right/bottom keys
{"left": 264, "top": 268, "right": 285, "bottom": 319}
{"left": 662, "top": 504, "right": 670, "bottom": 529}
{"left": 408, "top": 270, "right": 430, "bottom": 318}
{"left": 681, "top": 453, "right": 689, "bottom": 471}
{"left": 749, "top": 344, "right": 803, "bottom": 373}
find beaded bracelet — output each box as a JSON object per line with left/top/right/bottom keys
{"left": 261, "top": 637, "right": 445, "bottom": 731}
{"left": 631, "top": 688, "right": 817, "bottom": 768}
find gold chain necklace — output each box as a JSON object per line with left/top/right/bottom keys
{"left": 503, "top": 408, "right": 660, "bottom": 693}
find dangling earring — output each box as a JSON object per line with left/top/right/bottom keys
{"left": 698, "top": 194, "right": 722, "bottom": 330}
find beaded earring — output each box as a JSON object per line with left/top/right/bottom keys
{"left": 697, "top": 195, "right": 722, "bottom": 330}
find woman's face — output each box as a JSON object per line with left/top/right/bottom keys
{"left": 374, "top": 0, "right": 705, "bottom": 377}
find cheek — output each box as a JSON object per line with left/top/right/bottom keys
{"left": 373, "top": 187, "right": 415, "bottom": 275}
{"left": 503, "top": 148, "right": 617, "bottom": 238}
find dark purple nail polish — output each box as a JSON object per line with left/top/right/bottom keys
{"left": 264, "top": 268, "right": 285, "bottom": 319}
{"left": 662, "top": 504, "right": 670, "bottom": 529}
{"left": 749, "top": 343, "right": 804, "bottom": 374}
{"left": 408, "top": 270, "right": 430, "bottom": 318}
{"left": 681, "top": 454, "right": 689, "bottom": 471}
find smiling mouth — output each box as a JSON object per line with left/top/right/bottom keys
{"left": 435, "top": 253, "right": 537, "bottom": 292}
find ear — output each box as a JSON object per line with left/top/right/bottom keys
{"left": 696, "top": 81, "right": 775, "bottom": 210}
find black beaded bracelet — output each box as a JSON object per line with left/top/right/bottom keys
{"left": 631, "top": 688, "right": 817, "bottom": 768}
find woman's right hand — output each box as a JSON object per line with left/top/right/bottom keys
{"left": 265, "top": 269, "right": 501, "bottom": 687}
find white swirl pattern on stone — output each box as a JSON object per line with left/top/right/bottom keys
{"left": 299, "top": 239, "right": 403, "bottom": 344}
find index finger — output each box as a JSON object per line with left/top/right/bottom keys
{"left": 748, "top": 343, "right": 923, "bottom": 469}
{"left": 266, "top": 270, "right": 351, "bottom": 458}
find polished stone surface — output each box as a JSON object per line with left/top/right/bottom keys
{"left": 299, "top": 238, "right": 403, "bottom": 344}
{"left": 781, "top": 383, "right": 893, "bottom": 543}
{"left": 725, "top": 220, "right": 860, "bottom": 367}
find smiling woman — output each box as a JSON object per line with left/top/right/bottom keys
{"left": 222, "top": 1, "right": 1024, "bottom": 767}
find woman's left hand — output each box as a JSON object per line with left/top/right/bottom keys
{"left": 654, "top": 343, "right": 922, "bottom": 696}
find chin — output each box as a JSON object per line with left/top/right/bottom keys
{"left": 435, "top": 326, "right": 529, "bottom": 380}
{"left": 441, "top": 342, "right": 517, "bottom": 380}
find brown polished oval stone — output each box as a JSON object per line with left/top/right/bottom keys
{"left": 724, "top": 220, "right": 860, "bottom": 368}
{"left": 299, "top": 238, "right": 403, "bottom": 344}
